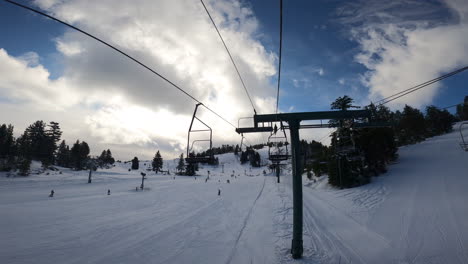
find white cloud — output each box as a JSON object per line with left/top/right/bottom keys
{"left": 339, "top": 0, "right": 468, "bottom": 109}
{"left": 1, "top": 0, "right": 278, "bottom": 159}
{"left": 317, "top": 68, "right": 324, "bottom": 76}
{"left": 0, "top": 49, "right": 80, "bottom": 109}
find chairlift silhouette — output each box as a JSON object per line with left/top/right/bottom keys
{"left": 185, "top": 103, "right": 215, "bottom": 164}
{"left": 268, "top": 122, "right": 289, "bottom": 162}
{"left": 459, "top": 121, "right": 468, "bottom": 151}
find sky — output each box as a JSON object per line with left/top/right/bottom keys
{"left": 1, "top": 0, "right": 467, "bottom": 160}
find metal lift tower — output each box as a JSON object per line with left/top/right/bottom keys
{"left": 236, "top": 109, "right": 372, "bottom": 259}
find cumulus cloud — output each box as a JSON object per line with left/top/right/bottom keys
{"left": 338, "top": 0, "right": 468, "bottom": 109}
{"left": 33, "top": 0, "right": 277, "bottom": 113}
{"left": 0, "top": 49, "right": 80, "bottom": 109}
{"left": 1, "top": 0, "right": 279, "bottom": 159}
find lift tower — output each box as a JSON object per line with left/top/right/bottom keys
{"left": 236, "top": 109, "right": 374, "bottom": 259}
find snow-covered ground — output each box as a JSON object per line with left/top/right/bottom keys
{"left": 1, "top": 125, "right": 468, "bottom": 263}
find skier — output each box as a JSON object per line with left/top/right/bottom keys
{"left": 218, "top": 189, "right": 221, "bottom": 196}
{"left": 49, "top": 190, "right": 54, "bottom": 197}
{"left": 107, "top": 189, "right": 111, "bottom": 195}
{"left": 227, "top": 179, "right": 230, "bottom": 184}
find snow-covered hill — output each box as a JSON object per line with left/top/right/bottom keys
{"left": 1, "top": 125, "right": 468, "bottom": 263}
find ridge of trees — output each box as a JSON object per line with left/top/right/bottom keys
{"left": 305, "top": 95, "right": 461, "bottom": 189}
{"left": 0, "top": 120, "right": 114, "bottom": 175}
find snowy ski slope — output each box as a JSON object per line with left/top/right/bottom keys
{"left": 1, "top": 125, "right": 468, "bottom": 263}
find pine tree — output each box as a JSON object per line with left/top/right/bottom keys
{"left": 25, "top": 121, "right": 47, "bottom": 163}
{"left": 70, "top": 140, "right": 81, "bottom": 170}
{"left": 0, "top": 124, "right": 15, "bottom": 158}
{"left": 398, "top": 105, "right": 426, "bottom": 144}
{"left": 152, "top": 150, "right": 163, "bottom": 172}
{"left": 56, "top": 140, "right": 71, "bottom": 168}
{"left": 0, "top": 124, "right": 16, "bottom": 171}
{"left": 15, "top": 132, "right": 32, "bottom": 175}
{"left": 70, "top": 140, "right": 89, "bottom": 170}
{"left": 131, "top": 157, "right": 139, "bottom": 170}
{"left": 46, "top": 121, "right": 62, "bottom": 164}
{"left": 17, "top": 156, "right": 31, "bottom": 176}
{"left": 176, "top": 153, "right": 185, "bottom": 173}
{"left": 330, "top": 95, "right": 360, "bottom": 111}
{"left": 425, "top": 106, "right": 454, "bottom": 136}
{"left": 79, "top": 141, "right": 90, "bottom": 169}
{"left": 105, "top": 149, "right": 115, "bottom": 164}
{"left": 98, "top": 150, "right": 107, "bottom": 166}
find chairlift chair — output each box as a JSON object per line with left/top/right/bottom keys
{"left": 459, "top": 122, "right": 468, "bottom": 151}
{"left": 185, "top": 103, "right": 215, "bottom": 164}
{"left": 236, "top": 116, "right": 273, "bottom": 154}
{"left": 268, "top": 122, "right": 289, "bottom": 163}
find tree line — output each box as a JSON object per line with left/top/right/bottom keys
{"left": 304, "top": 95, "right": 462, "bottom": 189}
{"left": 0, "top": 120, "right": 116, "bottom": 175}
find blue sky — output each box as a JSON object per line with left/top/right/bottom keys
{"left": 247, "top": 0, "right": 467, "bottom": 112}
{"left": 1, "top": 0, "right": 467, "bottom": 159}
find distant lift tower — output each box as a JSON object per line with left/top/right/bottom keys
{"left": 236, "top": 109, "right": 382, "bottom": 259}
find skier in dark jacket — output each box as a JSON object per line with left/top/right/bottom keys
{"left": 49, "top": 190, "right": 54, "bottom": 197}
{"left": 107, "top": 189, "right": 111, "bottom": 195}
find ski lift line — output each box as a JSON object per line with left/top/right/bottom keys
{"left": 376, "top": 66, "right": 468, "bottom": 104}
{"left": 275, "top": 0, "right": 283, "bottom": 114}
{"left": 317, "top": 130, "right": 333, "bottom": 142}
{"left": 199, "top": 0, "right": 257, "bottom": 115}
{"left": 441, "top": 102, "right": 464, "bottom": 109}
{"left": 5, "top": 0, "right": 238, "bottom": 129}
{"left": 377, "top": 66, "right": 468, "bottom": 105}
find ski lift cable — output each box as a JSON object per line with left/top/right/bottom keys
{"left": 4, "top": 0, "right": 238, "bottom": 129}
{"left": 377, "top": 66, "right": 468, "bottom": 105}
{"left": 199, "top": 0, "right": 257, "bottom": 115}
{"left": 275, "top": 0, "right": 283, "bottom": 115}
{"left": 441, "top": 102, "right": 464, "bottom": 110}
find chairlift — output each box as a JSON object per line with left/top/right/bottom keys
{"left": 236, "top": 116, "right": 273, "bottom": 154}
{"left": 236, "top": 117, "right": 274, "bottom": 134}
{"left": 185, "top": 103, "right": 215, "bottom": 164}
{"left": 459, "top": 121, "right": 468, "bottom": 151}
{"left": 268, "top": 122, "right": 289, "bottom": 162}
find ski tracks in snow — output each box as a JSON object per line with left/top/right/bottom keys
{"left": 225, "top": 176, "right": 267, "bottom": 264}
